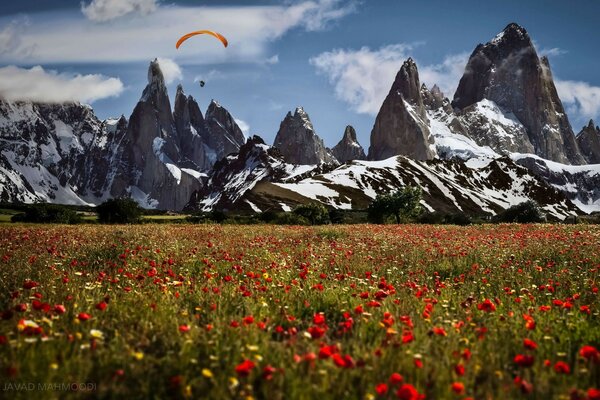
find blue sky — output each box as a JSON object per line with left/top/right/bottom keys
{"left": 1, "top": 0, "right": 599, "bottom": 148}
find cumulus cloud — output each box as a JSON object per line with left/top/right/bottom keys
{"left": 310, "top": 44, "right": 468, "bottom": 115}
{"left": 156, "top": 58, "right": 182, "bottom": 84}
{"left": 0, "top": 65, "right": 124, "bottom": 103}
{"left": 310, "top": 44, "right": 414, "bottom": 115}
{"left": 419, "top": 53, "right": 469, "bottom": 98}
{"left": 0, "top": 1, "right": 357, "bottom": 65}
{"left": 81, "top": 0, "right": 159, "bottom": 22}
{"left": 556, "top": 79, "right": 600, "bottom": 127}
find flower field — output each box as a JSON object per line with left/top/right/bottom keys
{"left": 1, "top": 223, "right": 599, "bottom": 399}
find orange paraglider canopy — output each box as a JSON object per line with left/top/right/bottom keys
{"left": 176, "top": 30, "right": 228, "bottom": 49}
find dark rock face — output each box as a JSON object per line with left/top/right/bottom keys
{"left": 173, "top": 85, "right": 213, "bottom": 170}
{"left": 421, "top": 84, "right": 452, "bottom": 113}
{"left": 368, "top": 58, "right": 435, "bottom": 161}
{"left": 273, "top": 107, "right": 338, "bottom": 165}
{"left": 577, "top": 120, "right": 600, "bottom": 164}
{"left": 452, "top": 23, "right": 584, "bottom": 164}
{"left": 331, "top": 125, "right": 366, "bottom": 163}
{"left": 204, "top": 100, "right": 246, "bottom": 161}
{"left": 110, "top": 59, "right": 202, "bottom": 210}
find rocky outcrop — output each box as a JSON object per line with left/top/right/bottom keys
{"left": 273, "top": 107, "right": 338, "bottom": 165}
{"left": 452, "top": 23, "right": 584, "bottom": 164}
{"left": 204, "top": 100, "right": 246, "bottom": 161}
{"left": 421, "top": 84, "right": 452, "bottom": 113}
{"left": 577, "top": 120, "right": 600, "bottom": 164}
{"left": 368, "top": 58, "right": 435, "bottom": 161}
{"left": 173, "top": 85, "right": 213, "bottom": 170}
{"left": 331, "top": 125, "right": 366, "bottom": 163}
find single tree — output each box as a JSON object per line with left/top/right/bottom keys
{"left": 368, "top": 186, "right": 423, "bottom": 224}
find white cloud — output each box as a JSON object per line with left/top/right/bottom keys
{"left": 81, "top": 0, "right": 159, "bottom": 22}
{"left": 419, "top": 52, "right": 469, "bottom": 99}
{"left": 556, "top": 79, "right": 600, "bottom": 126}
{"left": 0, "top": 17, "right": 36, "bottom": 58}
{"left": 310, "top": 44, "right": 414, "bottom": 115}
{"left": 265, "top": 55, "right": 280, "bottom": 65}
{"left": 0, "top": 1, "right": 356, "bottom": 65}
{"left": 156, "top": 57, "right": 182, "bottom": 84}
{"left": 235, "top": 118, "right": 250, "bottom": 138}
{"left": 310, "top": 44, "right": 468, "bottom": 115}
{"left": 0, "top": 65, "right": 124, "bottom": 103}
{"left": 539, "top": 47, "right": 567, "bottom": 57}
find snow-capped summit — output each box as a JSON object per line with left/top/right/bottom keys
{"left": 452, "top": 23, "right": 584, "bottom": 164}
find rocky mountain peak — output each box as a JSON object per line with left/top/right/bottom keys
{"left": 452, "top": 23, "right": 584, "bottom": 164}
{"left": 332, "top": 125, "right": 366, "bottom": 163}
{"left": 392, "top": 57, "right": 424, "bottom": 113}
{"left": 204, "top": 99, "right": 246, "bottom": 159}
{"left": 489, "top": 23, "right": 531, "bottom": 48}
{"left": 368, "top": 58, "right": 435, "bottom": 161}
{"left": 577, "top": 119, "right": 600, "bottom": 164}
{"left": 343, "top": 125, "right": 358, "bottom": 142}
{"left": 273, "top": 107, "right": 338, "bottom": 165}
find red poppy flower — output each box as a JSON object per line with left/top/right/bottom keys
{"left": 313, "top": 313, "right": 326, "bottom": 325}
{"left": 514, "top": 354, "right": 534, "bottom": 367}
{"left": 96, "top": 302, "right": 107, "bottom": 311}
{"left": 396, "top": 383, "right": 421, "bottom": 400}
{"left": 78, "top": 312, "right": 91, "bottom": 321}
{"left": 580, "top": 345, "right": 599, "bottom": 362}
{"left": 178, "top": 324, "right": 190, "bottom": 333}
{"left": 477, "top": 299, "right": 496, "bottom": 312}
{"left": 523, "top": 338, "right": 537, "bottom": 350}
{"left": 307, "top": 325, "right": 326, "bottom": 339}
{"left": 553, "top": 361, "right": 570, "bottom": 374}
{"left": 54, "top": 304, "right": 66, "bottom": 314}
{"left": 588, "top": 388, "right": 600, "bottom": 400}
{"left": 454, "top": 364, "right": 465, "bottom": 376}
{"left": 262, "top": 365, "right": 276, "bottom": 380}
{"left": 389, "top": 373, "right": 403, "bottom": 385}
{"left": 235, "top": 359, "right": 255, "bottom": 377}
{"left": 23, "top": 280, "right": 38, "bottom": 290}
{"left": 451, "top": 382, "right": 464, "bottom": 395}
{"left": 375, "top": 383, "right": 388, "bottom": 396}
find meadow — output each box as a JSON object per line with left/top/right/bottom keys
{"left": 0, "top": 223, "right": 599, "bottom": 399}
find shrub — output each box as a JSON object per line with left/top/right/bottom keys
{"left": 494, "top": 201, "right": 546, "bottom": 223}
{"left": 97, "top": 198, "right": 142, "bottom": 224}
{"left": 276, "top": 212, "right": 309, "bottom": 225}
{"left": 293, "top": 203, "right": 330, "bottom": 225}
{"left": 11, "top": 203, "right": 82, "bottom": 224}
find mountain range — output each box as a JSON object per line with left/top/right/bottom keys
{"left": 1, "top": 23, "right": 599, "bottom": 219}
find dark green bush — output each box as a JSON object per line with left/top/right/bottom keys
{"left": 97, "top": 198, "right": 142, "bottom": 224}
{"left": 293, "top": 203, "right": 330, "bottom": 225}
{"left": 11, "top": 203, "right": 82, "bottom": 224}
{"left": 493, "top": 201, "right": 546, "bottom": 223}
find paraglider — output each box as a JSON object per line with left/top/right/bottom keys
{"left": 175, "top": 30, "right": 228, "bottom": 49}
{"left": 199, "top": 81, "right": 205, "bottom": 88}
